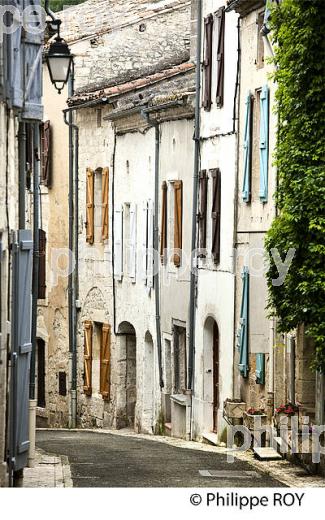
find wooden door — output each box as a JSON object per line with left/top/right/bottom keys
{"left": 213, "top": 322, "right": 219, "bottom": 432}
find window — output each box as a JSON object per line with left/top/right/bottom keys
{"left": 173, "top": 325, "right": 187, "bottom": 394}
{"left": 256, "top": 11, "right": 265, "bottom": 69}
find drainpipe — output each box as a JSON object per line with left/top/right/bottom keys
{"left": 18, "top": 123, "right": 26, "bottom": 230}
{"left": 63, "top": 62, "right": 78, "bottom": 429}
{"left": 140, "top": 109, "right": 164, "bottom": 389}
{"left": 188, "top": 0, "right": 202, "bottom": 393}
{"left": 29, "top": 123, "right": 40, "bottom": 468}
{"left": 289, "top": 336, "right": 295, "bottom": 403}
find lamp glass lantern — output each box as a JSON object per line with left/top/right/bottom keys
{"left": 46, "top": 37, "right": 73, "bottom": 94}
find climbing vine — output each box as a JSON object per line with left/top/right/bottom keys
{"left": 265, "top": 0, "right": 325, "bottom": 370}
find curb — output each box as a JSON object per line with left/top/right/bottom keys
{"left": 61, "top": 455, "right": 73, "bottom": 488}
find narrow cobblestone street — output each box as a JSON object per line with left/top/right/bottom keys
{"left": 35, "top": 429, "right": 286, "bottom": 488}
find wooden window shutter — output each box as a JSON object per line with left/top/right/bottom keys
{"left": 147, "top": 200, "right": 154, "bottom": 288}
{"left": 160, "top": 182, "right": 168, "bottom": 264}
{"left": 40, "top": 121, "right": 52, "bottom": 187}
{"left": 237, "top": 267, "right": 249, "bottom": 378}
{"left": 114, "top": 204, "right": 123, "bottom": 281}
{"left": 255, "top": 353, "right": 265, "bottom": 385}
{"left": 129, "top": 203, "right": 137, "bottom": 281}
{"left": 83, "top": 321, "right": 93, "bottom": 395}
{"left": 86, "top": 168, "right": 94, "bottom": 244}
{"left": 101, "top": 167, "right": 109, "bottom": 241}
{"left": 38, "top": 229, "right": 46, "bottom": 299}
{"left": 215, "top": 7, "right": 225, "bottom": 108}
{"left": 142, "top": 201, "right": 148, "bottom": 285}
{"left": 198, "top": 170, "right": 208, "bottom": 253}
{"left": 203, "top": 14, "right": 213, "bottom": 111}
{"left": 259, "top": 85, "right": 269, "bottom": 202}
{"left": 211, "top": 168, "right": 221, "bottom": 264}
{"left": 100, "top": 323, "right": 111, "bottom": 400}
{"left": 173, "top": 180, "right": 183, "bottom": 267}
{"left": 21, "top": 0, "right": 43, "bottom": 120}
{"left": 242, "top": 93, "right": 253, "bottom": 202}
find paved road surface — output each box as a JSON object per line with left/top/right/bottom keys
{"left": 36, "top": 430, "right": 285, "bottom": 488}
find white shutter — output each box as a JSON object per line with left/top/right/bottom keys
{"left": 147, "top": 199, "right": 154, "bottom": 289}
{"left": 141, "top": 201, "right": 148, "bottom": 285}
{"left": 129, "top": 203, "right": 137, "bottom": 282}
{"left": 114, "top": 204, "right": 123, "bottom": 281}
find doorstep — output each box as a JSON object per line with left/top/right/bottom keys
{"left": 202, "top": 432, "right": 219, "bottom": 446}
{"left": 253, "top": 447, "right": 283, "bottom": 461}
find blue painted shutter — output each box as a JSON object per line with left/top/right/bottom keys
{"left": 259, "top": 85, "right": 269, "bottom": 202}
{"left": 7, "top": 1, "right": 23, "bottom": 108}
{"left": 255, "top": 353, "right": 265, "bottom": 385}
{"left": 11, "top": 229, "right": 33, "bottom": 471}
{"left": 242, "top": 94, "right": 252, "bottom": 202}
{"left": 22, "top": 0, "right": 43, "bottom": 120}
{"left": 237, "top": 267, "right": 249, "bottom": 378}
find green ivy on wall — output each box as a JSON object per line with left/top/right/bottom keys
{"left": 265, "top": 0, "right": 325, "bottom": 370}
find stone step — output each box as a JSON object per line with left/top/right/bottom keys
{"left": 164, "top": 423, "right": 172, "bottom": 437}
{"left": 202, "top": 432, "right": 219, "bottom": 446}
{"left": 253, "top": 447, "right": 283, "bottom": 460}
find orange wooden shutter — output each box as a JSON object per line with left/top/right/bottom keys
{"left": 86, "top": 168, "right": 94, "bottom": 244}
{"left": 160, "top": 181, "right": 167, "bottom": 264}
{"left": 101, "top": 167, "right": 109, "bottom": 241}
{"left": 173, "top": 180, "right": 183, "bottom": 267}
{"left": 100, "top": 323, "right": 111, "bottom": 400}
{"left": 83, "top": 321, "right": 93, "bottom": 396}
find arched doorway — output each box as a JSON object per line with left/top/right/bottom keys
{"left": 203, "top": 317, "right": 219, "bottom": 432}
{"left": 143, "top": 331, "right": 154, "bottom": 433}
{"left": 118, "top": 322, "right": 136, "bottom": 427}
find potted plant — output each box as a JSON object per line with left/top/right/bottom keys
{"left": 243, "top": 408, "right": 268, "bottom": 430}
{"left": 274, "top": 402, "right": 299, "bottom": 429}
{"left": 224, "top": 398, "right": 246, "bottom": 419}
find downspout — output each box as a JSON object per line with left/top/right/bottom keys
{"left": 188, "top": 0, "right": 202, "bottom": 393}
{"left": 18, "top": 122, "right": 26, "bottom": 230}
{"left": 140, "top": 109, "right": 164, "bottom": 389}
{"left": 29, "top": 122, "right": 40, "bottom": 468}
{"left": 232, "top": 17, "right": 242, "bottom": 399}
{"left": 63, "top": 63, "right": 78, "bottom": 429}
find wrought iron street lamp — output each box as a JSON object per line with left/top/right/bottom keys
{"left": 46, "top": 31, "right": 73, "bottom": 94}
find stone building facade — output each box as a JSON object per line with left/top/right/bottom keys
{"left": 191, "top": 0, "right": 239, "bottom": 442}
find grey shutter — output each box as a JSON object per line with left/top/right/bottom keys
{"left": 10, "top": 229, "right": 33, "bottom": 471}
{"left": 7, "top": 1, "right": 23, "bottom": 108}
{"left": 215, "top": 7, "right": 225, "bottom": 108}
{"left": 198, "top": 170, "right": 208, "bottom": 253}
{"left": 22, "top": 0, "right": 43, "bottom": 120}
{"left": 203, "top": 14, "right": 213, "bottom": 111}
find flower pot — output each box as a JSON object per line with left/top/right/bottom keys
{"left": 243, "top": 412, "right": 268, "bottom": 431}
{"left": 224, "top": 400, "right": 246, "bottom": 419}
